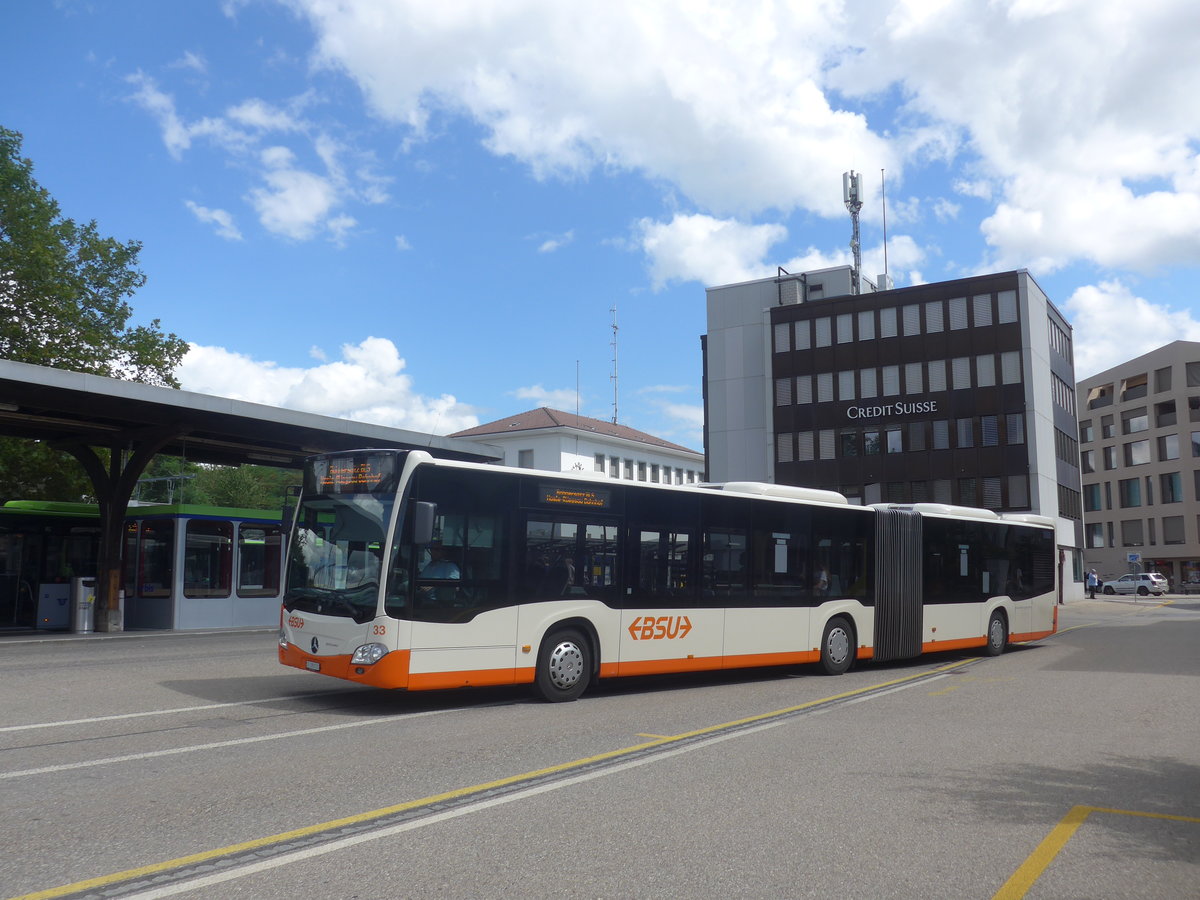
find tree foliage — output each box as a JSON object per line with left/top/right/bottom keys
{"left": 133, "top": 456, "right": 300, "bottom": 512}
{"left": 1, "top": 126, "right": 189, "bottom": 502}
{"left": 0, "top": 126, "right": 187, "bottom": 383}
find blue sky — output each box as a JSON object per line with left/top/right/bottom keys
{"left": 5, "top": 0, "right": 1200, "bottom": 451}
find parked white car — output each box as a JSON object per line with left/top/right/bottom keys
{"left": 1101, "top": 573, "right": 1168, "bottom": 596}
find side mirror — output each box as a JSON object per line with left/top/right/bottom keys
{"left": 412, "top": 501, "right": 437, "bottom": 546}
{"left": 282, "top": 484, "right": 302, "bottom": 530}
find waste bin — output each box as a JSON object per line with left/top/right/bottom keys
{"left": 70, "top": 577, "right": 96, "bottom": 634}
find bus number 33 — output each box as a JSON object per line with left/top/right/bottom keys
{"left": 627, "top": 615, "right": 692, "bottom": 640}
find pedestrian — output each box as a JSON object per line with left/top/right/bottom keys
{"left": 1086, "top": 568, "right": 1099, "bottom": 599}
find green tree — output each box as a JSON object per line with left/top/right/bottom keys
{"left": 0, "top": 126, "right": 187, "bottom": 502}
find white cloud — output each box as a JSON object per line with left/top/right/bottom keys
{"left": 1065, "top": 280, "right": 1200, "bottom": 379}
{"left": 184, "top": 201, "right": 243, "bottom": 241}
{"left": 537, "top": 230, "right": 574, "bottom": 253}
{"left": 395, "top": 234, "right": 412, "bottom": 251}
{"left": 176, "top": 338, "right": 479, "bottom": 434}
{"left": 511, "top": 384, "right": 580, "bottom": 411}
{"left": 291, "top": 0, "right": 898, "bottom": 219}
{"left": 637, "top": 214, "right": 786, "bottom": 289}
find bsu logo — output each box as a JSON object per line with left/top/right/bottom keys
{"left": 627, "top": 615, "right": 692, "bottom": 640}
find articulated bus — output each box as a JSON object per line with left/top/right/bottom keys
{"left": 278, "top": 450, "right": 1058, "bottom": 701}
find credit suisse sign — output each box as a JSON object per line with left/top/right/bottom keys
{"left": 846, "top": 400, "right": 939, "bottom": 420}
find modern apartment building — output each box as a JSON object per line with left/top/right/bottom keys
{"left": 1077, "top": 341, "right": 1200, "bottom": 587}
{"left": 704, "top": 266, "right": 1084, "bottom": 595}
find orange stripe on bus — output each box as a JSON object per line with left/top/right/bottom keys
{"left": 921, "top": 636, "right": 988, "bottom": 653}
{"left": 1012, "top": 629, "right": 1055, "bottom": 642}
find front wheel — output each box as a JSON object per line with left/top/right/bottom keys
{"left": 534, "top": 628, "right": 592, "bottom": 702}
{"left": 984, "top": 611, "right": 1007, "bottom": 656}
{"left": 1103, "top": 585, "right": 1115, "bottom": 594}
{"left": 819, "top": 616, "right": 854, "bottom": 675}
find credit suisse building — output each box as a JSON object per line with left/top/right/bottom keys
{"left": 703, "top": 266, "right": 1084, "bottom": 594}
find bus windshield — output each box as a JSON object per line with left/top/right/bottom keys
{"left": 284, "top": 492, "right": 394, "bottom": 623}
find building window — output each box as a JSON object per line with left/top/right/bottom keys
{"left": 1121, "top": 520, "right": 1144, "bottom": 547}
{"left": 951, "top": 357, "right": 971, "bottom": 390}
{"left": 1119, "top": 478, "right": 1141, "bottom": 507}
{"left": 609, "top": 456, "right": 619, "bottom": 479}
{"left": 864, "top": 430, "right": 881, "bottom": 455}
{"left": 518, "top": 449, "right": 535, "bottom": 469}
{"left": 933, "top": 479, "right": 953, "bottom": 503}
{"left": 927, "top": 359, "right": 946, "bottom": 392}
{"left": 958, "top": 477, "right": 978, "bottom": 506}
{"left": 1155, "top": 366, "right": 1172, "bottom": 392}
{"left": 982, "top": 476, "right": 1002, "bottom": 508}
{"left": 817, "top": 373, "right": 834, "bottom": 402}
{"left": 1086, "top": 523, "right": 1104, "bottom": 548}
{"left": 981, "top": 415, "right": 1000, "bottom": 446}
{"left": 1001, "top": 351, "right": 1021, "bottom": 384}
{"left": 637, "top": 462, "right": 647, "bottom": 482}
{"left": 1102, "top": 415, "right": 1115, "bottom": 438}
{"left": 976, "top": 355, "right": 996, "bottom": 388}
{"left": 836, "top": 313, "right": 854, "bottom": 343}
{"left": 886, "top": 428, "right": 903, "bottom": 453}
{"left": 908, "top": 421, "right": 926, "bottom": 452}
{"left": 838, "top": 370, "right": 855, "bottom": 401}
{"left": 1164, "top": 516, "right": 1186, "bottom": 545}
{"left": 794, "top": 320, "right": 811, "bottom": 350}
{"left": 1156, "top": 400, "right": 1177, "bottom": 427}
{"left": 911, "top": 481, "right": 929, "bottom": 502}
{"left": 1008, "top": 475, "right": 1029, "bottom": 508}
{"left": 651, "top": 464, "right": 660, "bottom": 483}
{"left": 773, "top": 322, "right": 791, "bottom": 353}
{"left": 1083, "top": 483, "right": 1102, "bottom": 512}
{"left": 925, "top": 301, "right": 943, "bottom": 332}
{"left": 1121, "top": 373, "right": 1148, "bottom": 402}
{"left": 956, "top": 418, "right": 974, "bottom": 448}
{"left": 797, "top": 432, "right": 814, "bottom": 462}
{"left": 859, "top": 368, "right": 877, "bottom": 399}
{"left": 1188, "top": 363, "right": 1200, "bottom": 387}
{"left": 624, "top": 459, "right": 634, "bottom": 479}
{"left": 1124, "top": 440, "right": 1150, "bottom": 466}
{"left": 594, "top": 453, "right": 606, "bottom": 473}
{"left": 932, "top": 420, "right": 950, "bottom": 450}
{"left": 819, "top": 430, "right": 835, "bottom": 460}
{"left": 997, "top": 290, "right": 1018, "bottom": 323}
{"left": 1161, "top": 472, "right": 1184, "bottom": 503}
{"left": 1122, "top": 408, "right": 1149, "bottom": 434}
{"left": 903, "top": 304, "right": 921, "bottom": 336}
{"left": 1159, "top": 434, "right": 1180, "bottom": 461}
{"left": 1103, "top": 445, "right": 1117, "bottom": 469}
{"left": 1080, "top": 420, "right": 1094, "bottom": 443}
{"left": 814, "top": 317, "right": 832, "bottom": 347}
{"left": 973, "top": 294, "right": 993, "bottom": 326}
{"left": 839, "top": 431, "right": 858, "bottom": 457}
{"left": 905, "top": 362, "right": 923, "bottom": 394}
{"left": 775, "top": 377, "right": 793, "bottom": 406}
{"left": 879, "top": 308, "right": 898, "bottom": 338}
{"left": 1081, "top": 450, "right": 1095, "bottom": 473}
{"left": 949, "top": 297, "right": 968, "bottom": 330}
{"left": 881, "top": 365, "right": 900, "bottom": 396}
{"left": 796, "top": 375, "right": 813, "bottom": 404}
{"left": 857, "top": 310, "right": 875, "bottom": 341}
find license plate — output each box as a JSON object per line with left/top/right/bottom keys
{"left": 306, "top": 661, "right": 321, "bottom": 671}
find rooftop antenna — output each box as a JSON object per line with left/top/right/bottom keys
{"left": 843, "top": 169, "right": 863, "bottom": 295}
{"left": 880, "top": 168, "right": 889, "bottom": 285}
{"left": 575, "top": 360, "right": 580, "bottom": 418}
{"left": 609, "top": 306, "right": 619, "bottom": 424}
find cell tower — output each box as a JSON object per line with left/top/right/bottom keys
{"left": 843, "top": 170, "right": 863, "bottom": 295}
{"left": 609, "top": 306, "right": 619, "bottom": 424}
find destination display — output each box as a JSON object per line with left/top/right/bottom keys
{"left": 307, "top": 452, "right": 398, "bottom": 495}
{"left": 538, "top": 485, "right": 612, "bottom": 510}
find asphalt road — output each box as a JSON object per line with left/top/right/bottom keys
{"left": 1, "top": 597, "right": 1198, "bottom": 899}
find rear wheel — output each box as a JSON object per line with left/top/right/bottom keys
{"left": 534, "top": 628, "right": 592, "bottom": 702}
{"left": 1137, "top": 586, "right": 1149, "bottom": 596}
{"left": 985, "top": 611, "right": 1007, "bottom": 656}
{"left": 819, "top": 616, "right": 854, "bottom": 675}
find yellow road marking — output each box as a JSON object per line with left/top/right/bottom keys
{"left": 10, "top": 659, "right": 975, "bottom": 900}
{"left": 993, "top": 805, "right": 1200, "bottom": 899}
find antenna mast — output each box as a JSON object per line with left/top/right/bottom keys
{"left": 609, "top": 306, "right": 619, "bottom": 424}
{"left": 843, "top": 170, "right": 863, "bottom": 295}
{"left": 881, "top": 168, "right": 889, "bottom": 285}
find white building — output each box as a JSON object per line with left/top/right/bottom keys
{"left": 450, "top": 408, "right": 704, "bottom": 486}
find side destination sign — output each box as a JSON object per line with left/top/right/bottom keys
{"left": 846, "top": 400, "right": 938, "bottom": 420}
{"left": 539, "top": 485, "right": 611, "bottom": 509}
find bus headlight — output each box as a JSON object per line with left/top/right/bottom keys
{"left": 351, "top": 643, "right": 388, "bottom": 665}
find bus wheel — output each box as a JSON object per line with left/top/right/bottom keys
{"left": 535, "top": 629, "right": 592, "bottom": 702}
{"left": 819, "top": 617, "right": 854, "bottom": 675}
{"left": 985, "top": 611, "right": 1007, "bottom": 656}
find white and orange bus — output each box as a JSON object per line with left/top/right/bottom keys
{"left": 278, "top": 449, "right": 1057, "bottom": 701}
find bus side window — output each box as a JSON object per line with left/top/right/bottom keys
{"left": 703, "top": 529, "right": 748, "bottom": 603}
{"left": 633, "top": 529, "right": 693, "bottom": 606}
